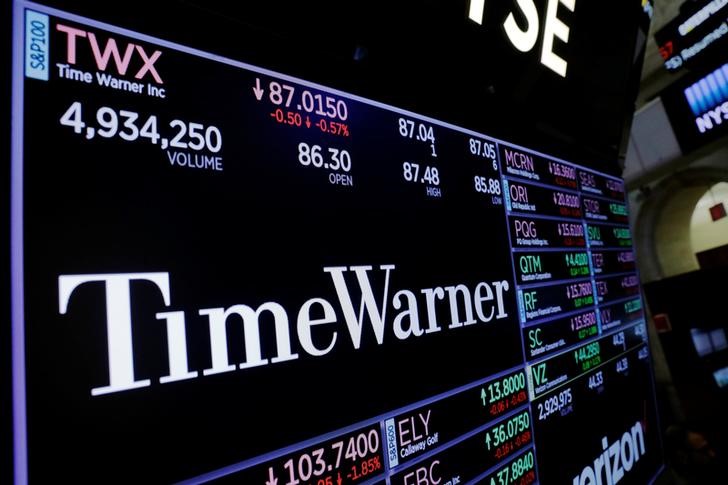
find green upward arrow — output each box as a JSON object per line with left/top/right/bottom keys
{"left": 481, "top": 388, "right": 487, "bottom": 406}
{"left": 485, "top": 432, "right": 492, "bottom": 450}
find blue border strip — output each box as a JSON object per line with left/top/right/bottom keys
{"left": 11, "top": 2, "right": 28, "bottom": 484}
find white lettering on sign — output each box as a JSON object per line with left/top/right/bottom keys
{"left": 468, "top": 0, "right": 576, "bottom": 77}
{"left": 572, "top": 421, "right": 646, "bottom": 485}
{"left": 678, "top": 0, "right": 728, "bottom": 36}
{"left": 58, "top": 267, "right": 511, "bottom": 396}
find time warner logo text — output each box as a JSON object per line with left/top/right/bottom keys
{"left": 25, "top": 10, "right": 166, "bottom": 99}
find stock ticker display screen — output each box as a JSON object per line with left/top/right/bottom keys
{"left": 10, "top": 2, "right": 663, "bottom": 484}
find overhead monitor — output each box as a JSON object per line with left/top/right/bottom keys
{"left": 654, "top": 0, "right": 728, "bottom": 73}
{"left": 661, "top": 61, "right": 728, "bottom": 152}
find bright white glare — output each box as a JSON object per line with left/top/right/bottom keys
{"left": 468, "top": 0, "right": 485, "bottom": 25}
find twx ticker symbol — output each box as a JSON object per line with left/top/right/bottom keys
{"left": 467, "top": 0, "right": 576, "bottom": 77}
{"left": 56, "top": 24, "right": 164, "bottom": 83}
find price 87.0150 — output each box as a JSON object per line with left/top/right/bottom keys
{"left": 257, "top": 78, "right": 352, "bottom": 137}
{"left": 259, "top": 79, "right": 349, "bottom": 122}
{"left": 59, "top": 101, "right": 222, "bottom": 153}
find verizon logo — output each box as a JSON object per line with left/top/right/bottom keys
{"left": 573, "top": 421, "right": 646, "bottom": 485}
{"left": 58, "top": 266, "right": 511, "bottom": 396}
